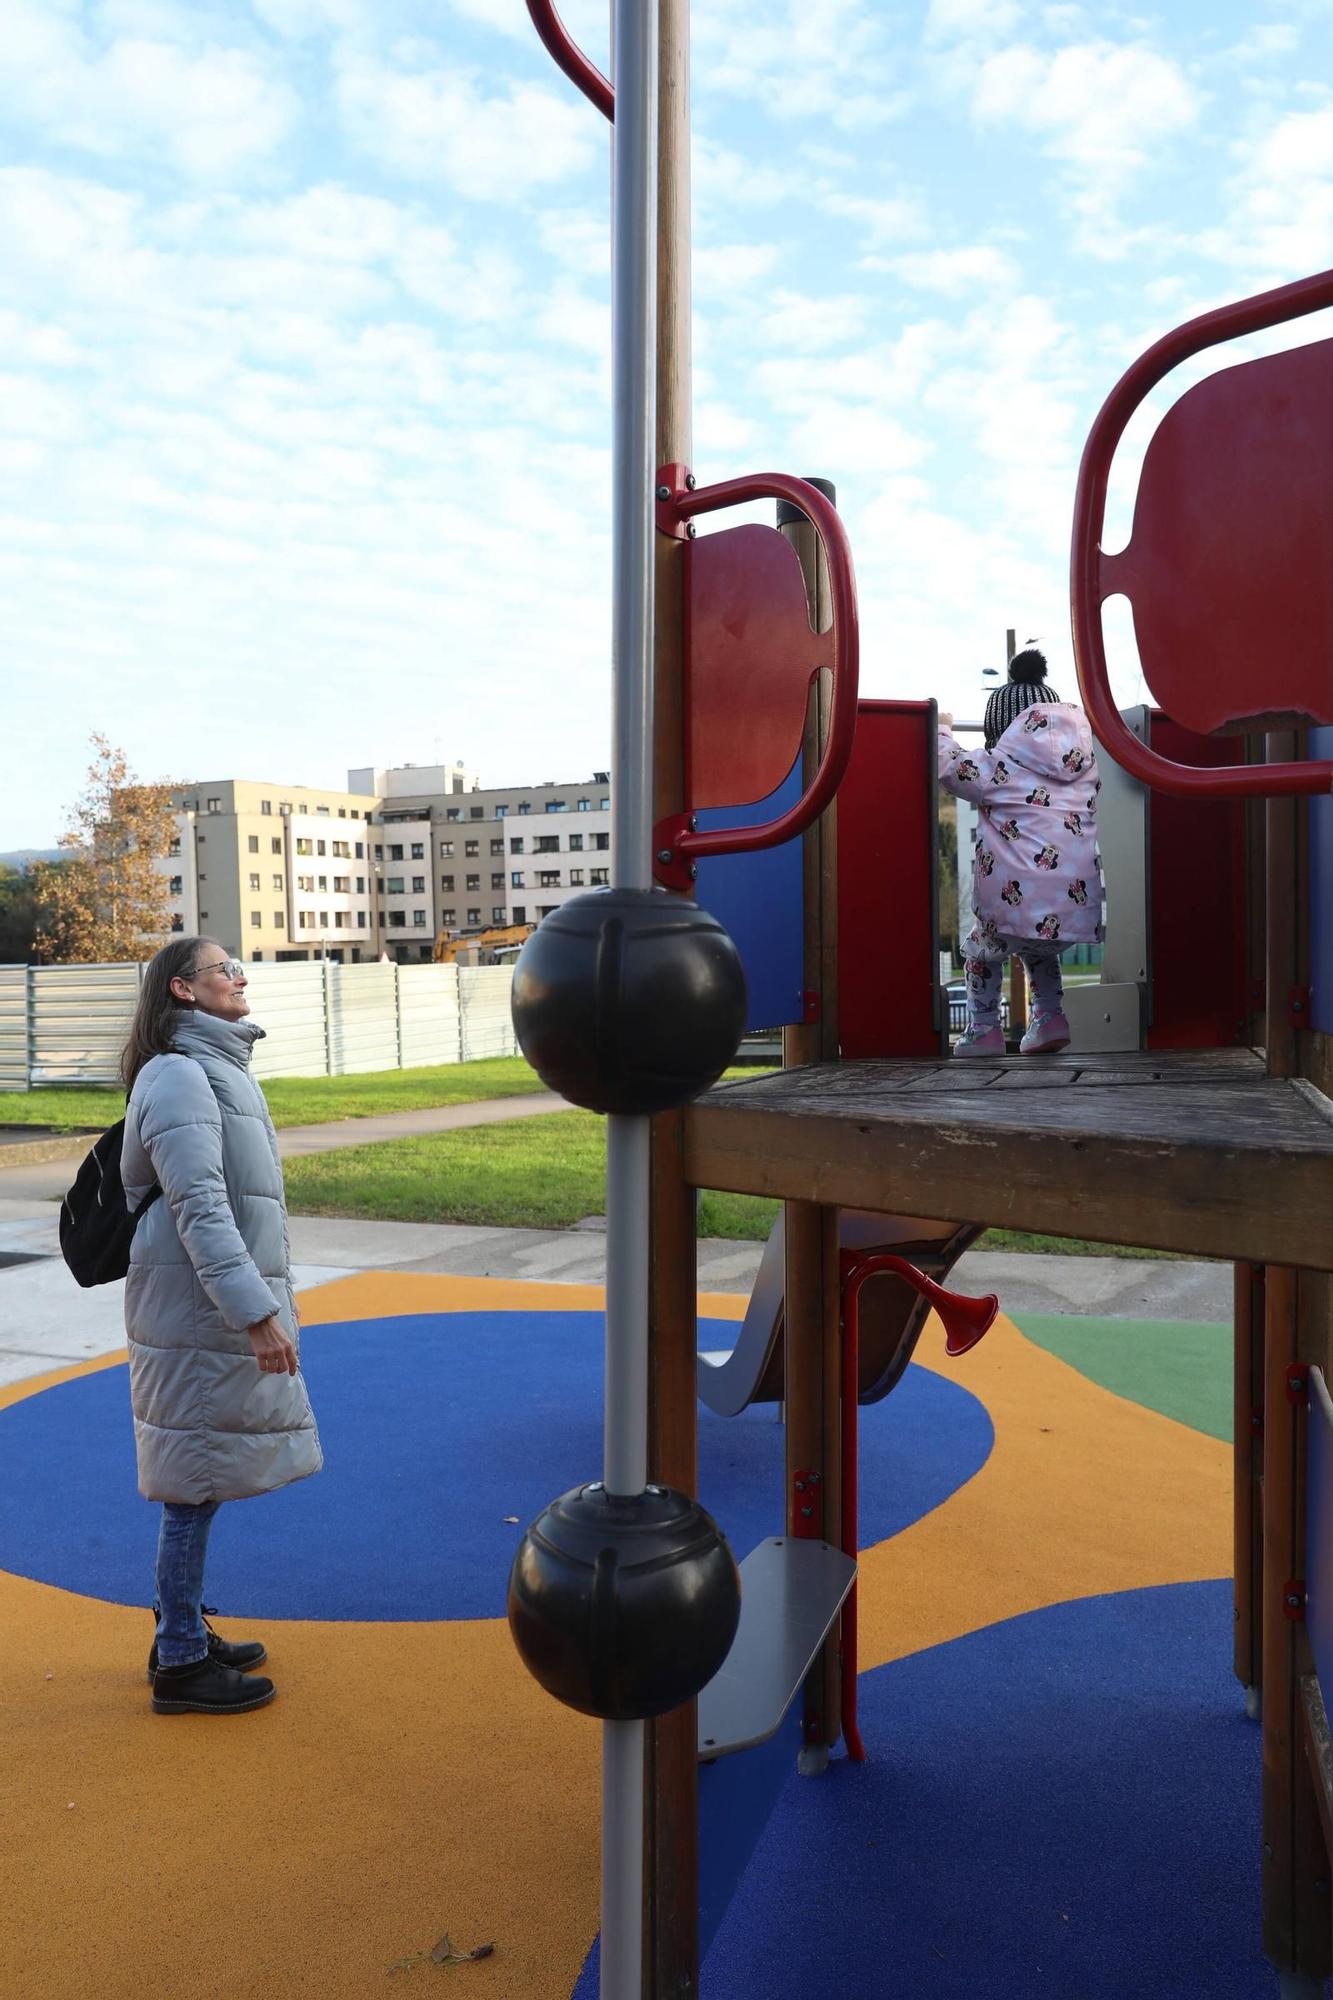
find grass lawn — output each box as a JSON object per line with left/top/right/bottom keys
{"left": 281, "top": 1109, "right": 1189, "bottom": 1256}
{"left": 0, "top": 1057, "right": 549, "bottom": 1132}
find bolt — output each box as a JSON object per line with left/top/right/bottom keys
{"left": 800, "top": 1505, "right": 813, "bottom": 1518}
{"left": 686, "top": 522, "right": 697, "bottom": 538}
{"left": 688, "top": 864, "right": 697, "bottom": 879}
{"left": 656, "top": 848, "right": 673, "bottom": 864}
{"left": 1264, "top": 1843, "right": 1274, "bottom": 1860}
{"left": 656, "top": 484, "right": 670, "bottom": 501}
{"left": 685, "top": 471, "right": 697, "bottom": 489}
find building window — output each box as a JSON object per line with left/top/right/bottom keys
{"left": 511, "top": 871, "right": 524, "bottom": 887}
{"left": 316, "top": 805, "right": 330, "bottom": 816}
{"left": 320, "top": 911, "right": 329, "bottom": 926}
{"left": 468, "top": 807, "right": 481, "bottom": 820}
{"left": 467, "top": 907, "right": 481, "bottom": 923}
{"left": 389, "top": 844, "right": 403, "bottom": 862}
{"left": 600, "top": 797, "right": 610, "bottom": 809}
{"left": 495, "top": 805, "right": 508, "bottom": 819}
{"left": 333, "top": 840, "right": 350, "bottom": 858}
{"left": 593, "top": 832, "right": 609, "bottom": 850}
{"left": 374, "top": 844, "right": 384, "bottom": 861}
{"left": 250, "top": 910, "right": 262, "bottom": 927}
{"left": 356, "top": 876, "right": 365, "bottom": 892}
{"left": 442, "top": 908, "right": 456, "bottom": 925}
{"left": 248, "top": 835, "right": 259, "bottom": 853}
{"left": 298, "top": 875, "right": 314, "bottom": 892}
{"left": 492, "top": 906, "right": 506, "bottom": 923}
{"left": 412, "top": 910, "right": 426, "bottom": 927}
{"left": 590, "top": 867, "right": 609, "bottom": 885}
{"left": 390, "top": 911, "right": 406, "bottom": 928}
{"left": 355, "top": 842, "right": 364, "bottom": 859}
{"left": 199, "top": 910, "right": 208, "bottom": 920}
{"left": 338, "top": 808, "right": 346, "bottom": 818}
{"left": 273, "top": 874, "right": 284, "bottom": 891}
{"left": 386, "top": 876, "right": 405, "bottom": 894}
{"left": 517, "top": 802, "right": 531, "bottom": 815}
{"left": 316, "top": 840, "right": 327, "bottom": 856}
{"left": 170, "top": 914, "right": 184, "bottom": 932}
{"left": 411, "top": 842, "right": 424, "bottom": 860}
{"left": 537, "top": 905, "right": 557, "bottom": 917}
{"left": 490, "top": 838, "right": 504, "bottom": 855}
{"left": 442, "top": 875, "right": 454, "bottom": 891}
{"left": 439, "top": 841, "right": 453, "bottom": 858}
{"left": 357, "top": 912, "right": 367, "bottom": 928}
{"left": 535, "top": 835, "right": 559, "bottom": 853}
{"left": 465, "top": 840, "right": 479, "bottom": 856}
{"left": 510, "top": 837, "right": 524, "bottom": 854}
{"left": 279, "top": 801, "right": 292, "bottom": 816}
{"left": 298, "top": 912, "right": 310, "bottom": 930}
{"left": 297, "top": 838, "right": 312, "bottom": 855}
{"left": 169, "top": 875, "right": 182, "bottom": 895}
{"left": 334, "top": 876, "right": 350, "bottom": 893}
{"left": 545, "top": 800, "right": 567, "bottom": 813}
{"left": 568, "top": 833, "right": 584, "bottom": 852}
{"left": 577, "top": 798, "right": 590, "bottom": 811}
{"left": 317, "top": 875, "right": 327, "bottom": 891}
{"left": 206, "top": 797, "right": 220, "bottom": 813}
{"left": 538, "top": 870, "right": 560, "bottom": 888}
{"left": 446, "top": 808, "right": 461, "bottom": 822}
{"left": 491, "top": 873, "right": 504, "bottom": 889}
{"left": 466, "top": 874, "right": 480, "bottom": 890}
{"left": 168, "top": 836, "right": 181, "bottom": 857}
{"left": 351, "top": 810, "right": 360, "bottom": 819}
{"left": 335, "top": 912, "right": 347, "bottom": 929}
{"left": 512, "top": 905, "right": 526, "bottom": 923}
{"left": 272, "top": 837, "right": 282, "bottom": 855}
{"left": 249, "top": 872, "right": 261, "bottom": 890}
{"left": 569, "top": 869, "right": 584, "bottom": 885}
{"left": 261, "top": 800, "right": 272, "bottom": 815}
{"left": 273, "top": 910, "right": 283, "bottom": 927}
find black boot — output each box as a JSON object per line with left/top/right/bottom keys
{"left": 151, "top": 1655, "right": 276, "bottom": 1716}
{"left": 147, "top": 1607, "right": 267, "bottom": 1683}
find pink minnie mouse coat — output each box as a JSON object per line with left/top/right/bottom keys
{"left": 937, "top": 704, "right": 1105, "bottom": 947}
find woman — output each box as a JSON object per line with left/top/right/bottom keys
{"left": 121, "top": 937, "right": 322, "bottom": 1715}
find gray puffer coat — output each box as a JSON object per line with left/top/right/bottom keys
{"left": 122, "top": 1008, "right": 322, "bottom": 1505}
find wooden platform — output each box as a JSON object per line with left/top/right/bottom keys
{"left": 683, "top": 1049, "right": 1333, "bottom": 1271}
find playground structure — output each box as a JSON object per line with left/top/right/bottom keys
{"left": 432, "top": 921, "right": 534, "bottom": 966}
{"left": 517, "top": 5, "right": 1333, "bottom": 1995}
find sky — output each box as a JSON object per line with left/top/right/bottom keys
{"left": 4, "top": 0, "right": 1333, "bottom": 848}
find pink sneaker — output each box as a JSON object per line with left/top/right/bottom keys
{"left": 1020, "top": 1010, "right": 1070, "bottom": 1055}
{"left": 954, "top": 1026, "right": 1005, "bottom": 1058}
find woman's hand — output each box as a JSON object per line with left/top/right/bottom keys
{"left": 247, "top": 1315, "right": 298, "bottom": 1377}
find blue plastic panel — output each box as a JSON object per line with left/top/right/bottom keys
{"left": 698, "top": 1707, "right": 801, "bottom": 1964}
{"left": 1311, "top": 726, "right": 1333, "bottom": 1035}
{"left": 693, "top": 754, "right": 805, "bottom": 1032}
{"left": 1307, "top": 1367, "right": 1333, "bottom": 1697}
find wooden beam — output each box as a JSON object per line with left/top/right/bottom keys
{"left": 1235, "top": 1262, "right": 1265, "bottom": 1696}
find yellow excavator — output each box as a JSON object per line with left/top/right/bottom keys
{"left": 432, "top": 922, "right": 534, "bottom": 966}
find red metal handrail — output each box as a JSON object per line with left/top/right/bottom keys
{"left": 653, "top": 469, "right": 860, "bottom": 886}
{"left": 1071, "top": 267, "right": 1333, "bottom": 798}
{"left": 525, "top": 0, "right": 614, "bottom": 121}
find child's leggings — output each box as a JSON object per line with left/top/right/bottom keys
{"left": 963, "top": 929, "right": 1066, "bottom": 1033}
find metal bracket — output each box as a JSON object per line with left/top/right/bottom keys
{"left": 792, "top": 1467, "right": 823, "bottom": 1539}
{"left": 1284, "top": 1579, "right": 1307, "bottom": 1621}
{"left": 1287, "top": 1363, "right": 1310, "bottom": 1406}
{"left": 654, "top": 461, "right": 694, "bottom": 540}
{"left": 653, "top": 811, "right": 697, "bottom": 892}
{"left": 1289, "top": 984, "right": 1312, "bottom": 1028}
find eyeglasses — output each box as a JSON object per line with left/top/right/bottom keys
{"left": 191, "top": 957, "right": 245, "bottom": 981}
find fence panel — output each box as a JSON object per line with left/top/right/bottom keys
{"left": 29, "top": 964, "right": 142, "bottom": 1085}
{"left": 0, "top": 968, "right": 28, "bottom": 1091}
{"left": 458, "top": 966, "right": 518, "bottom": 1062}
{"left": 327, "top": 963, "right": 401, "bottom": 1075}
{"left": 245, "top": 964, "right": 330, "bottom": 1078}
{"left": 397, "top": 964, "right": 462, "bottom": 1069}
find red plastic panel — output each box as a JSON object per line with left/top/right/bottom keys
{"left": 1110, "top": 337, "right": 1333, "bottom": 735}
{"left": 1146, "top": 716, "right": 1250, "bottom": 1049}
{"left": 836, "top": 700, "right": 942, "bottom": 1059}
{"left": 686, "top": 524, "right": 825, "bottom": 812}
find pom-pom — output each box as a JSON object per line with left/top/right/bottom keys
{"left": 1008, "top": 647, "right": 1048, "bottom": 686}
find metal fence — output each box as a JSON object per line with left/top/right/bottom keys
{"left": 0, "top": 960, "right": 519, "bottom": 1089}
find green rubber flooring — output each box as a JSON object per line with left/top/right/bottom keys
{"left": 1012, "top": 1313, "right": 1232, "bottom": 1443}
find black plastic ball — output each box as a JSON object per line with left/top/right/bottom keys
{"left": 509, "top": 887, "right": 748, "bottom": 1114}
{"left": 508, "top": 1482, "right": 741, "bottom": 1721}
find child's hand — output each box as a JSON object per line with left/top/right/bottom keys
{"left": 938, "top": 711, "right": 954, "bottom": 731}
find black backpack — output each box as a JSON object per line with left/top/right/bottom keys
{"left": 59, "top": 1120, "right": 162, "bottom": 1288}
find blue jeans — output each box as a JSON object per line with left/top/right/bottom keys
{"left": 155, "top": 1501, "right": 221, "bottom": 1667}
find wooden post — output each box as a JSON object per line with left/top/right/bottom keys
{"left": 780, "top": 502, "right": 842, "bottom": 1760}
{"left": 644, "top": 5, "right": 699, "bottom": 1992}
{"left": 1234, "top": 1261, "right": 1264, "bottom": 1702}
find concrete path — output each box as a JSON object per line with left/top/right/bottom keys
{"left": 0, "top": 1189, "right": 1231, "bottom": 1395}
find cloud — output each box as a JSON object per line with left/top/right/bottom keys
{"left": 0, "top": 5, "right": 299, "bottom": 177}
{"left": 335, "top": 56, "right": 601, "bottom": 200}
{"left": 1203, "top": 102, "right": 1333, "bottom": 280}
{"left": 891, "top": 245, "right": 1021, "bottom": 293}
{"left": 694, "top": 0, "right": 908, "bottom": 131}
{"left": 972, "top": 39, "right": 1199, "bottom": 195}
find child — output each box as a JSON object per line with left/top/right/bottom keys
{"left": 938, "top": 647, "right": 1105, "bottom": 1056}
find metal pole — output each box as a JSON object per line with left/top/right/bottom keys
{"left": 602, "top": 4, "right": 658, "bottom": 1994}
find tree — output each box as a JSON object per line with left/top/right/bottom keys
{"left": 0, "top": 864, "right": 47, "bottom": 963}
{"left": 33, "top": 737, "right": 177, "bottom": 963}
{"left": 937, "top": 792, "right": 959, "bottom": 960}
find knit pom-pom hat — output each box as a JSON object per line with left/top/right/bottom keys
{"left": 983, "top": 646, "right": 1060, "bottom": 749}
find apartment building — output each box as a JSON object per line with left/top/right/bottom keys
{"left": 160, "top": 763, "right": 612, "bottom": 964}
{"left": 162, "top": 778, "right": 379, "bottom": 964}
